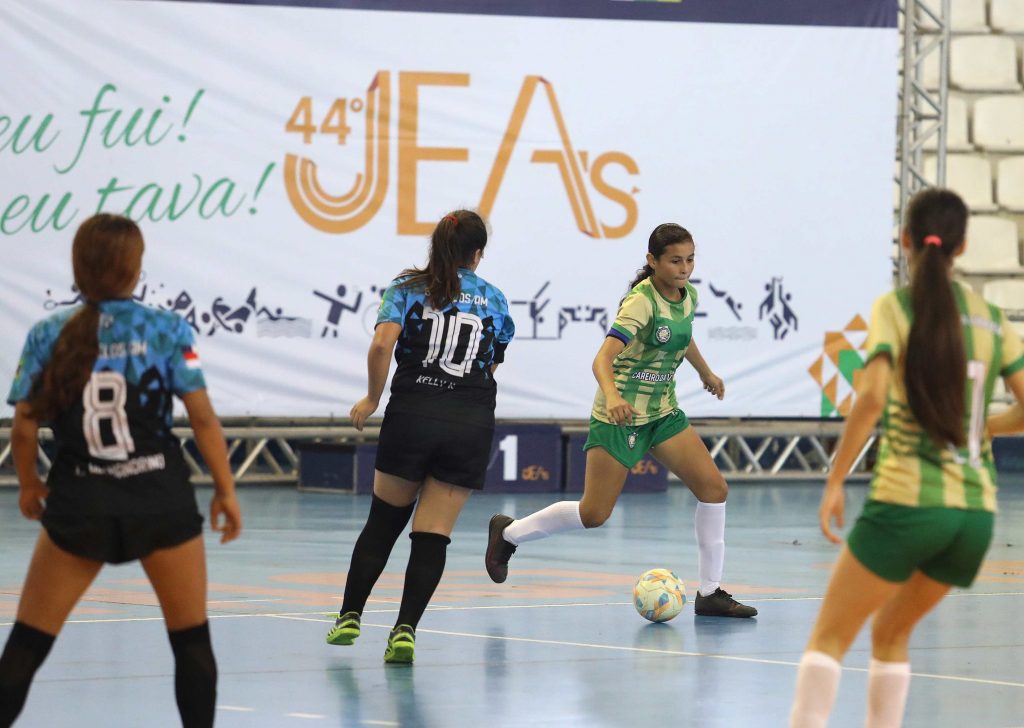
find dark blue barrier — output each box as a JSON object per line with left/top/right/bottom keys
{"left": 296, "top": 443, "right": 355, "bottom": 491}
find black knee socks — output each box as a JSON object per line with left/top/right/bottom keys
{"left": 340, "top": 495, "right": 416, "bottom": 616}
{"left": 396, "top": 531, "right": 451, "bottom": 630}
{"left": 168, "top": 622, "right": 217, "bottom": 728}
{"left": 0, "top": 621, "right": 54, "bottom": 728}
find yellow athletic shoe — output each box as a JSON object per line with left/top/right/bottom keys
{"left": 326, "top": 612, "right": 361, "bottom": 645}
{"left": 383, "top": 624, "right": 415, "bottom": 664}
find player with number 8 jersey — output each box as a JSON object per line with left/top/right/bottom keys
{"left": 0, "top": 214, "right": 240, "bottom": 728}
{"left": 9, "top": 297, "right": 204, "bottom": 519}
{"left": 326, "top": 209, "right": 514, "bottom": 663}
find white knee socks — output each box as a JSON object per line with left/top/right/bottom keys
{"left": 502, "top": 501, "right": 584, "bottom": 546}
{"left": 865, "top": 659, "right": 910, "bottom": 728}
{"left": 790, "top": 651, "right": 842, "bottom": 728}
{"left": 695, "top": 501, "right": 726, "bottom": 596}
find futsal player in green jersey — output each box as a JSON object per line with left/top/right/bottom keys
{"left": 790, "top": 189, "right": 1024, "bottom": 728}
{"left": 485, "top": 223, "right": 756, "bottom": 618}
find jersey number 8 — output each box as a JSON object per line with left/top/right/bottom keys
{"left": 83, "top": 371, "right": 136, "bottom": 461}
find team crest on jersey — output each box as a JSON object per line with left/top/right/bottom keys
{"left": 627, "top": 431, "right": 638, "bottom": 449}
{"left": 655, "top": 325, "right": 671, "bottom": 344}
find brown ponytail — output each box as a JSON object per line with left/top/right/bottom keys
{"left": 399, "top": 209, "right": 488, "bottom": 308}
{"left": 902, "top": 189, "right": 968, "bottom": 448}
{"left": 29, "top": 214, "right": 144, "bottom": 421}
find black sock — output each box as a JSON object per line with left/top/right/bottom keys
{"left": 340, "top": 495, "right": 416, "bottom": 616}
{"left": 168, "top": 622, "right": 217, "bottom": 728}
{"left": 0, "top": 622, "right": 55, "bottom": 728}
{"left": 395, "top": 531, "right": 451, "bottom": 630}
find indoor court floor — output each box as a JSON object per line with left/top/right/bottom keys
{"left": 1, "top": 478, "right": 1022, "bottom": 727}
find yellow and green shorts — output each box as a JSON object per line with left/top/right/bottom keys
{"left": 847, "top": 500, "right": 994, "bottom": 587}
{"left": 583, "top": 409, "right": 689, "bottom": 469}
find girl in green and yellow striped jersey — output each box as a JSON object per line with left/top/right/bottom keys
{"left": 790, "top": 189, "right": 1024, "bottom": 728}
{"left": 485, "top": 223, "right": 756, "bottom": 618}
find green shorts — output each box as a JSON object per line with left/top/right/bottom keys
{"left": 583, "top": 410, "right": 690, "bottom": 469}
{"left": 847, "top": 500, "right": 994, "bottom": 587}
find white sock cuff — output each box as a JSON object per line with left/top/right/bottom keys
{"left": 504, "top": 501, "right": 583, "bottom": 546}
{"left": 696, "top": 500, "right": 726, "bottom": 510}
{"left": 802, "top": 651, "right": 841, "bottom": 671}
{"left": 869, "top": 659, "right": 910, "bottom": 676}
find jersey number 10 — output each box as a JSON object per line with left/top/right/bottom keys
{"left": 422, "top": 309, "right": 484, "bottom": 377}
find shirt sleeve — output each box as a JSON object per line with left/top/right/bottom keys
{"left": 493, "top": 296, "right": 515, "bottom": 364}
{"left": 999, "top": 314, "right": 1024, "bottom": 378}
{"left": 168, "top": 315, "right": 207, "bottom": 396}
{"left": 376, "top": 279, "right": 407, "bottom": 327}
{"left": 865, "top": 293, "right": 902, "bottom": 365}
{"left": 608, "top": 290, "right": 652, "bottom": 345}
{"left": 6, "top": 324, "right": 49, "bottom": 406}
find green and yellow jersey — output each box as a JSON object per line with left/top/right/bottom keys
{"left": 866, "top": 282, "right": 1024, "bottom": 512}
{"left": 592, "top": 277, "right": 697, "bottom": 426}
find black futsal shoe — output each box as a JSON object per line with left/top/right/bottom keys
{"left": 694, "top": 588, "right": 758, "bottom": 618}
{"left": 485, "top": 513, "right": 517, "bottom": 583}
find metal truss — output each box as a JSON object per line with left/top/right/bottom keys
{"left": 0, "top": 424, "right": 378, "bottom": 487}
{"left": 0, "top": 421, "right": 867, "bottom": 487}
{"left": 895, "top": 0, "right": 951, "bottom": 283}
{"left": 696, "top": 421, "right": 874, "bottom": 481}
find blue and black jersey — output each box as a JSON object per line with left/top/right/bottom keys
{"left": 377, "top": 268, "right": 515, "bottom": 427}
{"left": 7, "top": 300, "right": 206, "bottom": 516}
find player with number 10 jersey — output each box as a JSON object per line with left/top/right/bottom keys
{"left": 378, "top": 264, "right": 515, "bottom": 429}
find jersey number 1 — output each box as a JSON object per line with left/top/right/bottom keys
{"left": 83, "top": 371, "right": 136, "bottom": 461}
{"left": 966, "top": 359, "right": 985, "bottom": 467}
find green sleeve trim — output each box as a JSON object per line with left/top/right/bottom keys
{"left": 1002, "top": 356, "right": 1024, "bottom": 377}
{"left": 866, "top": 343, "right": 894, "bottom": 364}
{"left": 609, "top": 323, "right": 633, "bottom": 343}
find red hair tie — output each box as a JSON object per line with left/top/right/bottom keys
{"left": 923, "top": 235, "right": 942, "bottom": 247}
{"left": 444, "top": 214, "right": 458, "bottom": 226}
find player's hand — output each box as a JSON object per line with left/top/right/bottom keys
{"left": 210, "top": 492, "right": 242, "bottom": 544}
{"left": 350, "top": 397, "right": 379, "bottom": 431}
{"left": 607, "top": 394, "right": 641, "bottom": 426}
{"left": 701, "top": 372, "right": 725, "bottom": 400}
{"left": 18, "top": 476, "right": 48, "bottom": 521}
{"left": 818, "top": 480, "right": 845, "bottom": 545}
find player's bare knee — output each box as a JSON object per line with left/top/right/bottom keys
{"left": 579, "top": 506, "right": 611, "bottom": 529}
{"left": 698, "top": 478, "right": 728, "bottom": 504}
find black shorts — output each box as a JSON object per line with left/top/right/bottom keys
{"left": 42, "top": 506, "right": 204, "bottom": 564}
{"left": 375, "top": 412, "right": 495, "bottom": 490}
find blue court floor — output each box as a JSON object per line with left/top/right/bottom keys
{"left": 1, "top": 479, "right": 1022, "bottom": 727}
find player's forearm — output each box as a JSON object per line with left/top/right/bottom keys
{"left": 192, "top": 418, "right": 236, "bottom": 497}
{"left": 365, "top": 344, "right": 392, "bottom": 404}
{"left": 684, "top": 340, "right": 712, "bottom": 378}
{"left": 592, "top": 353, "right": 620, "bottom": 401}
{"left": 828, "top": 392, "right": 885, "bottom": 484}
{"left": 11, "top": 414, "right": 41, "bottom": 488}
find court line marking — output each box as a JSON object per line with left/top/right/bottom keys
{"left": 286, "top": 713, "right": 326, "bottom": 719}
{"left": 262, "top": 614, "right": 1024, "bottom": 688}
{"left": 3, "top": 591, "right": 1023, "bottom": 627}
{"left": 1, "top": 607, "right": 1021, "bottom": 690}
{"left": 217, "top": 705, "right": 255, "bottom": 712}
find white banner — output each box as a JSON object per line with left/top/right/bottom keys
{"left": 0, "top": 0, "right": 897, "bottom": 419}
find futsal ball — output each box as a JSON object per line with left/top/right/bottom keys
{"left": 633, "top": 568, "right": 686, "bottom": 622}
